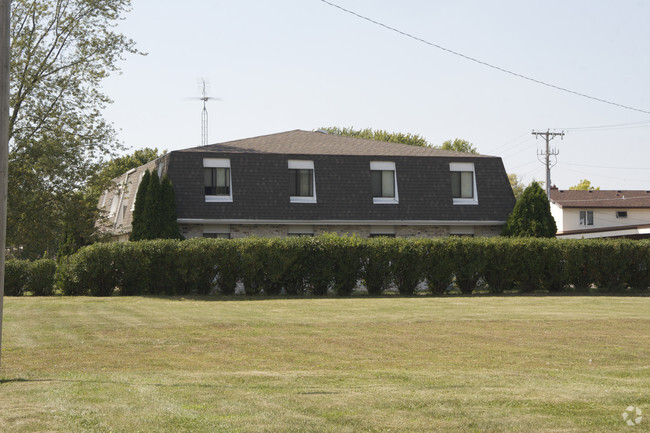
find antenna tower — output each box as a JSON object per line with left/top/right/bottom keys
{"left": 194, "top": 78, "right": 221, "bottom": 147}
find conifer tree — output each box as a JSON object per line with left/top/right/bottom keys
{"left": 502, "top": 181, "right": 557, "bottom": 238}
{"left": 130, "top": 170, "right": 150, "bottom": 241}
{"left": 143, "top": 170, "right": 163, "bottom": 239}
{"left": 160, "top": 175, "right": 182, "bottom": 239}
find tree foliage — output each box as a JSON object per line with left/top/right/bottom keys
{"left": 130, "top": 171, "right": 181, "bottom": 241}
{"left": 502, "top": 181, "right": 557, "bottom": 238}
{"left": 8, "top": 0, "right": 141, "bottom": 257}
{"left": 319, "top": 126, "right": 431, "bottom": 147}
{"left": 160, "top": 175, "right": 182, "bottom": 239}
{"left": 89, "top": 148, "right": 164, "bottom": 199}
{"left": 508, "top": 174, "right": 525, "bottom": 200}
{"left": 129, "top": 170, "right": 150, "bottom": 242}
{"left": 321, "top": 127, "right": 480, "bottom": 155}
{"left": 569, "top": 179, "right": 599, "bottom": 191}
{"left": 440, "top": 138, "right": 478, "bottom": 154}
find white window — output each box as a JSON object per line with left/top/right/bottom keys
{"left": 204, "top": 158, "right": 232, "bottom": 203}
{"left": 580, "top": 210, "right": 594, "bottom": 226}
{"left": 108, "top": 191, "right": 120, "bottom": 217}
{"left": 616, "top": 211, "right": 628, "bottom": 218}
{"left": 287, "top": 225, "right": 314, "bottom": 237}
{"left": 449, "top": 226, "right": 475, "bottom": 237}
{"left": 288, "top": 160, "right": 316, "bottom": 203}
{"left": 369, "top": 225, "right": 396, "bottom": 238}
{"left": 450, "top": 162, "right": 478, "bottom": 205}
{"left": 370, "top": 161, "right": 399, "bottom": 204}
{"left": 203, "top": 224, "right": 231, "bottom": 239}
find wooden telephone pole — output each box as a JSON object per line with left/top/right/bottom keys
{"left": 533, "top": 129, "right": 564, "bottom": 199}
{"left": 0, "top": 0, "right": 10, "bottom": 369}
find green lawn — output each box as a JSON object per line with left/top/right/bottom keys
{"left": 0, "top": 296, "right": 648, "bottom": 432}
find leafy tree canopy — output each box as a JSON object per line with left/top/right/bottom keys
{"left": 569, "top": 179, "right": 600, "bottom": 190}
{"left": 321, "top": 127, "right": 479, "bottom": 154}
{"left": 440, "top": 138, "right": 478, "bottom": 154}
{"left": 88, "top": 148, "right": 165, "bottom": 199}
{"left": 502, "top": 181, "right": 557, "bottom": 238}
{"left": 8, "top": 0, "right": 142, "bottom": 257}
{"left": 319, "top": 127, "right": 431, "bottom": 147}
{"left": 508, "top": 174, "right": 525, "bottom": 200}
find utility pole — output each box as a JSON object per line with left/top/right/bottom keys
{"left": 533, "top": 129, "right": 564, "bottom": 199}
{"left": 0, "top": 0, "right": 10, "bottom": 369}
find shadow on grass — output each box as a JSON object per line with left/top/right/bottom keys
{"left": 138, "top": 289, "right": 650, "bottom": 302}
{"left": 0, "top": 377, "right": 344, "bottom": 395}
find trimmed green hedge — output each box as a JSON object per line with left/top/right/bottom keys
{"left": 5, "top": 237, "right": 647, "bottom": 297}
{"left": 4, "top": 259, "right": 56, "bottom": 296}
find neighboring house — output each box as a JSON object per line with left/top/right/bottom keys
{"left": 98, "top": 130, "right": 515, "bottom": 240}
{"left": 550, "top": 187, "right": 650, "bottom": 239}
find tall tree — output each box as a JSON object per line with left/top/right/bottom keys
{"left": 440, "top": 138, "right": 478, "bottom": 154}
{"left": 129, "top": 169, "right": 150, "bottom": 241}
{"left": 508, "top": 174, "right": 525, "bottom": 200}
{"left": 569, "top": 179, "right": 599, "bottom": 191}
{"left": 142, "top": 170, "right": 162, "bottom": 239}
{"left": 320, "top": 127, "right": 431, "bottom": 147}
{"left": 8, "top": 0, "right": 141, "bottom": 257}
{"left": 502, "top": 181, "right": 557, "bottom": 238}
{"left": 160, "top": 175, "right": 182, "bottom": 239}
{"left": 131, "top": 170, "right": 181, "bottom": 241}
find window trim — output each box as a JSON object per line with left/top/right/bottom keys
{"left": 288, "top": 160, "right": 317, "bottom": 203}
{"left": 450, "top": 162, "right": 478, "bottom": 205}
{"left": 616, "top": 211, "right": 628, "bottom": 219}
{"left": 370, "top": 161, "right": 399, "bottom": 204}
{"left": 204, "top": 158, "right": 233, "bottom": 203}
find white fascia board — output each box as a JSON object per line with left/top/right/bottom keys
{"left": 177, "top": 218, "right": 505, "bottom": 226}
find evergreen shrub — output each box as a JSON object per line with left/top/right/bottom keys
{"left": 4, "top": 260, "right": 29, "bottom": 296}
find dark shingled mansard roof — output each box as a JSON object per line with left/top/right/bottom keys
{"left": 550, "top": 189, "right": 650, "bottom": 208}
{"left": 179, "top": 129, "right": 491, "bottom": 158}
{"left": 165, "top": 129, "right": 515, "bottom": 223}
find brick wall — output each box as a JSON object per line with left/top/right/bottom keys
{"left": 179, "top": 223, "right": 504, "bottom": 239}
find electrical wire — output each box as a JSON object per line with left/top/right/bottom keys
{"left": 320, "top": 0, "right": 650, "bottom": 115}
{"left": 562, "top": 162, "right": 648, "bottom": 170}
{"left": 556, "top": 119, "right": 650, "bottom": 132}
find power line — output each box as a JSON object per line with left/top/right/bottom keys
{"left": 320, "top": 0, "right": 650, "bottom": 116}
{"left": 562, "top": 162, "right": 648, "bottom": 170}
{"left": 557, "top": 120, "right": 650, "bottom": 132}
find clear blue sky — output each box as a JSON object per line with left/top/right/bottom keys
{"left": 102, "top": 0, "right": 650, "bottom": 190}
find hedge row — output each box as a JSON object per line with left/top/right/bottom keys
{"left": 43, "top": 236, "right": 650, "bottom": 297}
{"left": 4, "top": 259, "right": 57, "bottom": 296}
{"left": 4, "top": 237, "right": 649, "bottom": 297}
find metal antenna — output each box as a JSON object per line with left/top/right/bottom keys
{"left": 193, "top": 78, "right": 221, "bottom": 146}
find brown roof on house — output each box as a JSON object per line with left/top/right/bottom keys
{"left": 550, "top": 188, "right": 650, "bottom": 208}
{"left": 179, "top": 129, "right": 494, "bottom": 158}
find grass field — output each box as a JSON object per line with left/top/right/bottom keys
{"left": 0, "top": 296, "right": 648, "bottom": 432}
